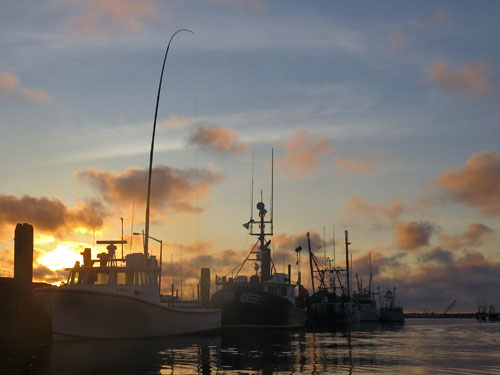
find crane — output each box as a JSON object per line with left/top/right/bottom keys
{"left": 443, "top": 299, "right": 457, "bottom": 314}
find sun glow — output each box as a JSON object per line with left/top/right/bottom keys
{"left": 38, "top": 243, "right": 86, "bottom": 271}
{"left": 36, "top": 234, "right": 55, "bottom": 244}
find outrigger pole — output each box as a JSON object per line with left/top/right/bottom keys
{"left": 145, "top": 29, "right": 194, "bottom": 256}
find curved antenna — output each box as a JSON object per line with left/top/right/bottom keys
{"left": 144, "top": 29, "right": 194, "bottom": 256}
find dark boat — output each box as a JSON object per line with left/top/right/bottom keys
{"left": 379, "top": 287, "right": 404, "bottom": 322}
{"left": 211, "top": 158, "right": 306, "bottom": 328}
{"left": 306, "top": 230, "right": 359, "bottom": 323}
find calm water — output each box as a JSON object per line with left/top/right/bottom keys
{"left": 1, "top": 319, "right": 499, "bottom": 374}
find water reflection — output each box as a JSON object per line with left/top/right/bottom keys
{"left": 2, "top": 319, "right": 500, "bottom": 374}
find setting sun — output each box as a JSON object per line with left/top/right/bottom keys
{"left": 37, "top": 243, "right": 85, "bottom": 271}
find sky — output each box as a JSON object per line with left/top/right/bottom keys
{"left": 1, "top": 0, "right": 499, "bottom": 312}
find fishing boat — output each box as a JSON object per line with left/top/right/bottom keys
{"left": 379, "top": 287, "right": 404, "bottom": 322}
{"left": 352, "top": 254, "right": 380, "bottom": 322}
{"left": 211, "top": 156, "right": 307, "bottom": 328}
{"left": 33, "top": 244, "right": 220, "bottom": 340}
{"left": 32, "top": 29, "right": 221, "bottom": 340}
{"left": 306, "top": 231, "right": 360, "bottom": 323}
{"left": 353, "top": 289, "right": 380, "bottom": 322}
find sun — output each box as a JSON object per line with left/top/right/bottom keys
{"left": 38, "top": 243, "right": 83, "bottom": 271}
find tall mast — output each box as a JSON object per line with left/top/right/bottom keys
{"left": 345, "top": 230, "right": 351, "bottom": 298}
{"left": 369, "top": 253, "right": 373, "bottom": 295}
{"left": 144, "top": 29, "right": 194, "bottom": 256}
{"left": 323, "top": 225, "right": 326, "bottom": 264}
{"left": 307, "top": 232, "right": 315, "bottom": 295}
{"left": 271, "top": 148, "right": 274, "bottom": 234}
{"left": 333, "top": 225, "right": 336, "bottom": 267}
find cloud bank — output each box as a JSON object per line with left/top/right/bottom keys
{"left": 0, "top": 195, "right": 105, "bottom": 235}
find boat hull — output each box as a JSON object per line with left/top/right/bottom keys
{"left": 33, "top": 288, "right": 221, "bottom": 340}
{"left": 358, "top": 303, "right": 381, "bottom": 322}
{"left": 212, "top": 287, "right": 306, "bottom": 328}
{"left": 380, "top": 308, "right": 405, "bottom": 322}
{"left": 309, "top": 301, "right": 360, "bottom": 323}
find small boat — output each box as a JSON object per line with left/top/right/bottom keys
{"left": 211, "top": 155, "right": 307, "bottom": 328}
{"left": 379, "top": 287, "right": 404, "bottom": 322}
{"left": 33, "top": 244, "right": 220, "bottom": 340}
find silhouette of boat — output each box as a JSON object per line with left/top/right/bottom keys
{"left": 211, "top": 153, "right": 306, "bottom": 328}
{"left": 306, "top": 230, "right": 360, "bottom": 323}
{"left": 379, "top": 287, "right": 404, "bottom": 322}
{"left": 352, "top": 254, "right": 380, "bottom": 322}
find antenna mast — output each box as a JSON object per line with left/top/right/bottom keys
{"left": 251, "top": 149, "right": 254, "bottom": 221}
{"left": 333, "top": 225, "right": 336, "bottom": 267}
{"left": 345, "top": 230, "right": 351, "bottom": 298}
{"left": 145, "top": 29, "right": 194, "bottom": 257}
{"left": 271, "top": 148, "right": 274, "bottom": 234}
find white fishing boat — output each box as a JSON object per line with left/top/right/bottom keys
{"left": 33, "top": 244, "right": 220, "bottom": 340}
{"left": 353, "top": 254, "right": 380, "bottom": 322}
{"left": 33, "top": 29, "right": 221, "bottom": 340}
{"left": 354, "top": 290, "right": 380, "bottom": 322}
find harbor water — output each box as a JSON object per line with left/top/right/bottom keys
{"left": 1, "top": 319, "right": 499, "bottom": 374}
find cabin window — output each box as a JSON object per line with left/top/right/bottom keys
{"left": 134, "top": 271, "right": 150, "bottom": 286}
{"left": 68, "top": 271, "right": 81, "bottom": 285}
{"left": 97, "top": 272, "right": 109, "bottom": 285}
{"left": 116, "top": 271, "right": 127, "bottom": 286}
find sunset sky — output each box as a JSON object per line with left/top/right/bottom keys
{"left": 1, "top": 0, "right": 499, "bottom": 312}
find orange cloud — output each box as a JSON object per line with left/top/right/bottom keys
{"left": 276, "top": 129, "right": 332, "bottom": 179}
{"left": 394, "top": 221, "right": 437, "bottom": 251}
{"left": 189, "top": 126, "right": 249, "bottom": 154}
{"left": 436, "top": 151, "right": 500, "bottom": 215}
{"left": 75, "top": 165, "right": 223, "bottom": 217}
{"left": 334, "top": 156, "right": 375, "bottom": 176}
{"left": 70, "top": 0, "right": 157, "bottom": 34}
{"left": 0, "top": 72, "right": 51, "bottom": 103}
{"left": 0, "top": 195, "right": 105, "bottom": 235}
{"left": 428, "top": 60, "right": 495, "bottom": 95}
{"left": 439, "top": 223, "right": 493, "bottom": 250}
{"left": 345, "top": 196, "right": 405, "bottom": 228}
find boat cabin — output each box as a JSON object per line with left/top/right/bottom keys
{"left": 63, "top": 245, "right": 160, "bottom": 304}
{"left": 216, "top": 272, "right": 297, "bottom": 305}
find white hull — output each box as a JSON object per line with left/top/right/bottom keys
{"left": 34, "top": 289, "right": 220, "bottom": 340}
